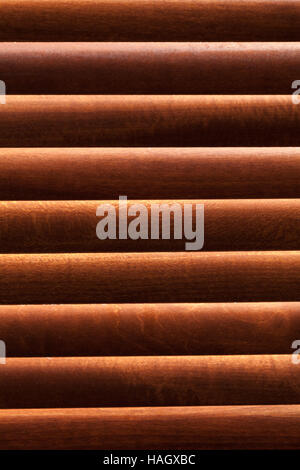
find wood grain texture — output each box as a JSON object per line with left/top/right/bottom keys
{"left": 2, "top": 0, "right": 300, "bottom": 454}
{"left": 1, "top": 405, "right": 300, "bottom": 450}
{"left": 0, "top": 252, "right": 299, "bottom": 304}
{"left": 0, "top": 199, "right": 299, "bottom": 252}
{"left": 0, "top": 355, "right": 299, "bottom": 408}
{"left": 1, "top": 95, "right": 299, "bottom": 147}
{"left": 1, "top": 1, "right": 300, "bottom": 41}
{"left": 1, "top": 148, "right": 300, "bottom": 200}
{"left": 1, "top": 303, "right": 299, "bottom": 357}
{"left": 1, "top": 42, "right": 300, "bottom": 94}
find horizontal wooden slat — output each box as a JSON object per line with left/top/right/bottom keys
{"left": 1, "top": 96, "right": 299, "bottom": 147}
{"left": 1, "top": 1, "right": 300, "bottom": 41}
{"left": 0, "top": 252, "right": 299, "bottom": 304}
{"left": 0, "top": 148, "right": 299, "bottom": 200}
{"left": 1, "top": 303, "right": 299, "bottom": 357}
{"left": 1, "top": 405, "right": 300, "bottom": 450}
{"left": 0, "top": 199, "right": 299, "bottom": 252}
{"left": 0, "top": 355, "right": 299, "bottom": 408}
{"left": 1, "top": 42, "right": 300, "bottom": 94}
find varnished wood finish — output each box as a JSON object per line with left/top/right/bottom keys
{"left": 0, "top": 252, "right": 299, "bottom": 304}
{"left": 1, "top": 42, "right": 300, "bottom": 94}
{"left": 1, "top": 405, "right": 300, "bottom": 449}
{"left": 1, "top": 1, "right": 300, "bottom": 41}
{"left": 1, "top": 0, "right": 300, "bottom": 451}
{"left": 0, "top": 148, "right": 299, "bottom": 200}
{"left": 0, "top": 303, "right": 299, "bottom": 357}
{"left": 0, "top": 199, "right": 299, "bottom": 252}
{"left": 0, "top": 355, "right": 299, "bottom": 408}
{"left": 1, "top": 96, "right": 299, "bottom": 147}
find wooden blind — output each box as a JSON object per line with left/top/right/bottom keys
{"left": 0, "top": 0, "right": 300, "bottom": 450}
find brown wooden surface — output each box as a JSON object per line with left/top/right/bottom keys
{"left": 1, "top": 95, "right": 299, "bottom": 147}
{"left": 1, "top": 0, "right": 300, "bottom": 452}
{"left": 0, "top": 355, "right": 299, "bottom": 408}
{"left": 0, "top": 251, "right": 299, "bottom": 304}
{"left": 0, "top": 302, "right": 299, "bottom": 357}
{"left": 1, "top": 42, "right": 300, "bottom": 94}
{"left": 0, "top": 199, "right": 299, "bottom": 252}
{"left": 1, "top": 1, "right": 300, "bottom": 41}
{"left": 1, "top": 405, "right": 300, "bottom": 449}
{"left": 1, "top": 147, "right": 299, "bottom": 200}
